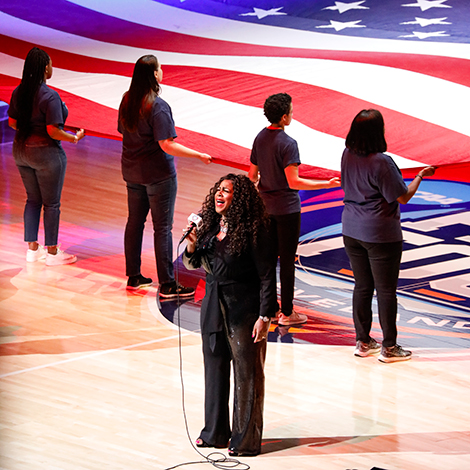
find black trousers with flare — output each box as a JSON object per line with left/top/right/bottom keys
{"left": 199, "top": 301, "right": 266, "bottom": 455}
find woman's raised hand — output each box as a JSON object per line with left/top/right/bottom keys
{"left": 199, "top": 153, "right": 212, "bottom": 165}
{"left": 418, "top": 166, "right": 436, "bottom": 178}
{"left": 328, "top": 176, "right": 341, "bottom": 187}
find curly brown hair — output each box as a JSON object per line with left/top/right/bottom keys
{"left": 198, "top": 174, "right": 269, "bottom": 256}
{"left": 263, "top": 93, "right": 292, "bottom": 124}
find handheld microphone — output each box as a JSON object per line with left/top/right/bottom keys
{"left": 179, "top": 213, "right": 202, "bottom": 244}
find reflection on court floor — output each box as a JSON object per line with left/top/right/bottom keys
{"left": 158, "top": 255, "right": 470, "bottom": 351}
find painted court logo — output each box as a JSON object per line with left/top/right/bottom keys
{"left": 298, "top": 180, "right": 470, "bottom": 313}
{"left": 162, "top": 180, "right": 470, "bottom": 348}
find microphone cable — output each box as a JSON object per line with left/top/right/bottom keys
{"left": 163, "top": 238, "right": 249, "bottom": 470}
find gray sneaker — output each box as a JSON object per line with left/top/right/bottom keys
{"left": 378, "top": 344, "right": 412, "bottom": 363}
{"left": 354, "top": 338, "right": 381, "bottom": 357}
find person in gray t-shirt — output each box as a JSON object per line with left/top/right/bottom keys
{"left": 9, "top": 47, "right": 85, "bottom": 266}
{"left": 118, "top": 54, "right": 212, "bottom": 294}
{"left": 249, "top": 93, "right": 340, "bottom": 326}
{"left": 341, "top": 109, "right": 435, "bottom": 363}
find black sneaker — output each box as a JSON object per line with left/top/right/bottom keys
{"left": 126, "top": 274, "right": 153, "bottom": 290}
{"left": 159, "top": 282, "right": 195, "bottom": 299}
{"left": 378, "top": 344, "right": 412, "bottom": 363}
{"left": 354, "top": 338, "right": 381, "bottom": 357}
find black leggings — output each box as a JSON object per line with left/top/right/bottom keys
{"left": 270, "top": 212, "right": 301, "bottom": 315}
{"left": 343, "top": 235, "right": 403, "bottom": 347}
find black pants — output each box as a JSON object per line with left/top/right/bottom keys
{"left": 124, "top": 177, "right": 176, "bottom": 283}
{"left": 343, "top": 236, "right": 403, "bottom": 347}
{"left": 270, "top": 212, "right": 301, "bottom": 315}
{"left": 200, "top": 318, "right": 266, "bottom": 454}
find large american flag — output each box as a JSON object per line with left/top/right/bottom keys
{"left": 1, "top": 0, "right": 470, "bottom": 180}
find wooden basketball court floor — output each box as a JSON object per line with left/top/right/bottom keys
{"left": 1, "top": 130, "right": 469, "bottom": 470}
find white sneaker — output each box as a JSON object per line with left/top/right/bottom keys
{"left": 45, "top": 248, "right": 77, "bottom": 266}
{"left": 26, "top": 245, "right": 46, "bottom": 262}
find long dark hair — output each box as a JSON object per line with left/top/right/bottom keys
{"left": 119, "top": 55, "right": 161, "bottom": 132}
{"left": 198, "top": 174, "right": 269, "bottom": 256}
{"left": 345, "top": 109, "right": 387, "bottom": 155}
{"left": 15, "top": 47, "right": 51, "bottom": 142}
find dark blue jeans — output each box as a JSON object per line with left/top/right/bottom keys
{"left": 270, "top": 212, "right": 301, "bottom": 315}
{"left": 124, "top": 177, "right": 177, "bottom": 284}
{"left": 13, "top": 141, "right": 66, "bottom": 246}
{"left": 343, "top": 235, "right": 403, "bottom": 347}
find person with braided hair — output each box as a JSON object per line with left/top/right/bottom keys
{"left": 183, "top": 174, "right": 278, "bottom": 457}
{"left": 8, "top": 47, "right": 85, "bottom": 265}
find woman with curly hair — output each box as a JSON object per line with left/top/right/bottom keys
{"left": 183, "top": 174, "right": 278, "bottom": 457}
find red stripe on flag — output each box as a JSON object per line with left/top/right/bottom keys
{"left": 402, "top": 162, "right": 470, "bottom": 183}
{"left": 162, "top": 65, "right": 470, "bottom": 166}
{"left": 3, "top": 50, "right": 469, "bottom": 168}
{"left": 2, "top": 36, "right": 469, "bottom": 166}
{"left": 0, "top": 34, "right": 135, "bottom": 76}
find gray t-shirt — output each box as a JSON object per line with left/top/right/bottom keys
{"left": 118, "top": 96, "right": 177, "bottom": 184}
{"left": 250, "top": 127, "right": 301, "bottom": 215}
{"left": 341, "top": 148, "right": 408, "bottom": 243}
{"left": 9, "top": 83, "right": 68, "bottom": 146}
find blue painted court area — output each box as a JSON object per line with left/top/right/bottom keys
{"left": 298, "top": 183, "right": 470, "bottom": 313}
{"left": 159, "top": 255, "right": 470, "bottom": 351}
{"left": 161, "top": 179, "right": 470, "bottom": 351}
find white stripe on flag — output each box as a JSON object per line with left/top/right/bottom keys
{"left": 1, "top": 40, "right": 468, "bottom": 139}
{"left": 0, "top": 52, "right": 425, "bottom": 169}
{"left": 67, "top": 0, "right": 470, "bottom": 59}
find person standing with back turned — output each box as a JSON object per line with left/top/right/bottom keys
{"left": 8, "top": 47, "right": 85, "bottom": 266}
{"left": 341, "top": 109, "right": 435, "bottom": 362}
{"left": 118, "top": 54, "right": 212, "bottom": 295}
{"left": 249, "top": 93, "right": 340, "bottom": 326}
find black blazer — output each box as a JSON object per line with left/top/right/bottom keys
{"left": 183, "top": 225, "right": 278, "bottom": 335}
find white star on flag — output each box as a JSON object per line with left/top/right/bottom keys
{"left": 316, "top": 20, "right": 366, "bottom": 31}
{"left": 400, "top": 30, "right": 450, "bottom": 38}
{"left": 402, "top": 0, "right": 452, "bottom": 12}
{"left": 401, "top": 17, "right": 451, "bottom": 27}
{"left": 2, "top": 0, "right": 470, "bottom": 188}
{"left": 240, "top": 7, "right": 287, "bottom": 20}
{"left": 322, "top": 1, "right": 369, "bottom": 14}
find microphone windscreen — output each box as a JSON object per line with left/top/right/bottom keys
{"left": 188, "top": 213, "right": 202, "bottom": 229}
